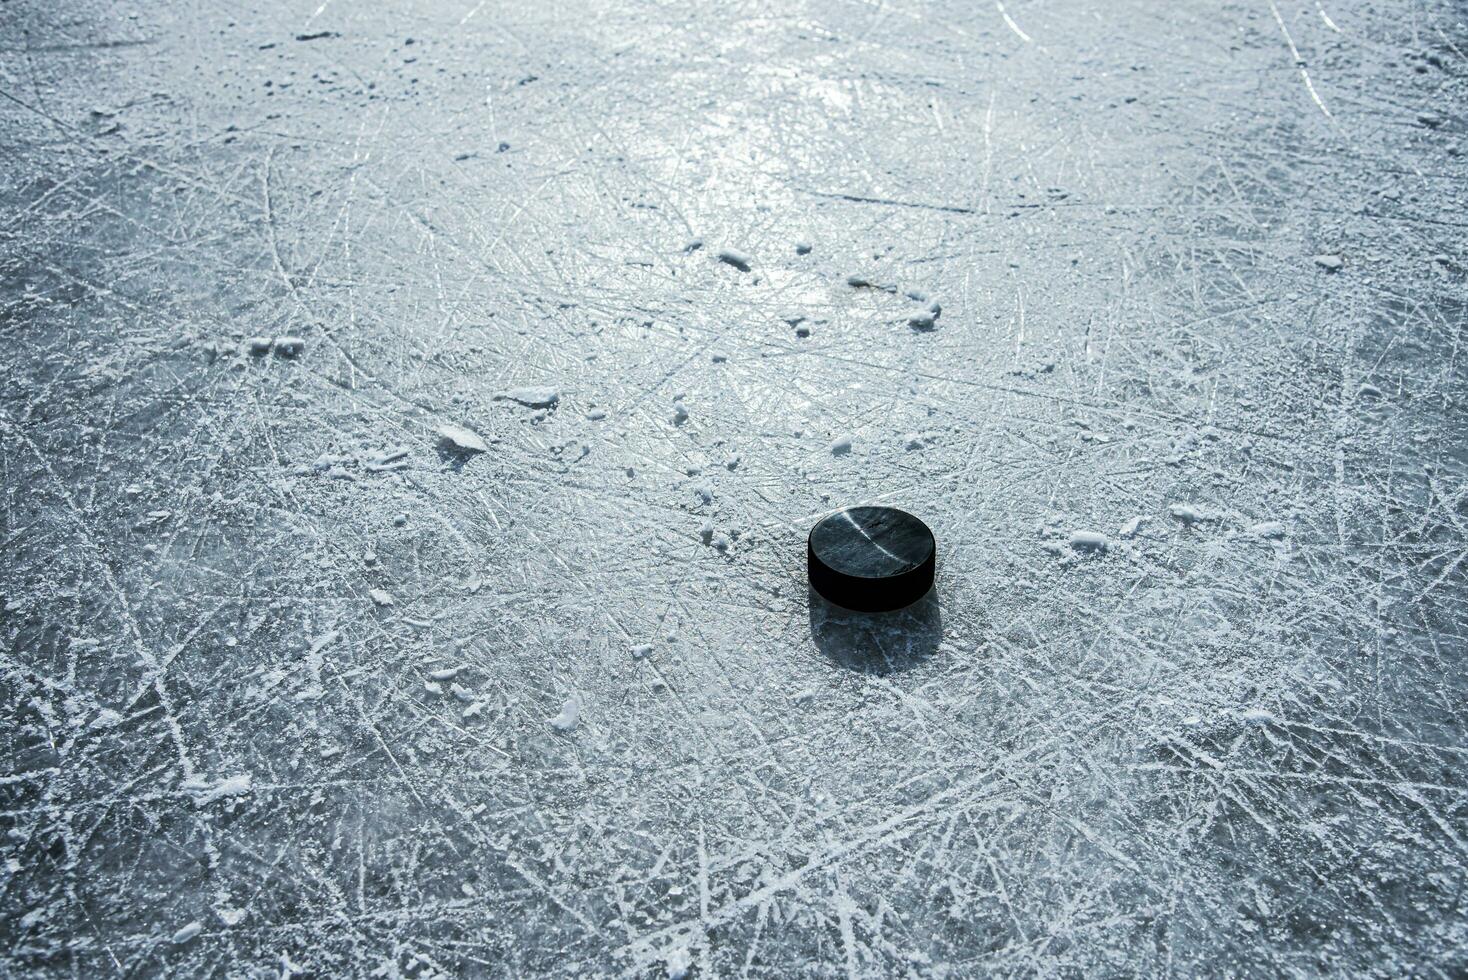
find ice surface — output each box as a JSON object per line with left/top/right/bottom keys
{"left": 2, "top": 0, "right": 1466, "bottom": 976}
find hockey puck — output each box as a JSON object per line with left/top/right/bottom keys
{"left": 807, "top": 506, "right": 936, "bottom": 612}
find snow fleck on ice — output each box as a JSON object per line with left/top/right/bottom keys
{"left": 829, "top": 434, "right": 853, "bottom": 455}
{"left": 1068, "top": 530, "right": 1110, "bottom": 553}
{"left": 181, "top": 774, "right": 253, "bottom": 806}
{"left": 665, "top": 947, "right": 692, "bottom": 979}
{"left": 307, "top": 630, "right": 339, "bottom": 655}
{"left": 1168, "top": 503, "right": 1211, "bottom": 524}
{"left": 272, "top": 335, "right": 306, "bottom": 358}
{"left": 548, "top": 697, "right": 581, "bottom": 732}
{"left": 171, "top": 921, "right": 204, "bottom": 945}
{"left": 716, "top": 247, "right": 752, "bottom": 272}
{"left": 1249, "top": 520, "right": 1288, "bottom": 539}
{"left": 90, "top": 708, "right": 124, "bottom": 730}
{"left": 497, "top": 386, "right": 560, "bottom": 409}
{"left": 437, "top": 422, "right": 491, "bottom": 453}
{"left": 368, "top": 588, "right": 395, "bottom": 607}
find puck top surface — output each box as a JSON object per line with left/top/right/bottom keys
{"left": 809, "top": 506, "right": 932, "bottom": 578}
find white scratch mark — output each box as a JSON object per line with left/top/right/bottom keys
{"left": 996, "top": 2, "right": 1032, "bottom": 43}
{"left": 1270, "top": 0, "right": 1333, "bottom": 118}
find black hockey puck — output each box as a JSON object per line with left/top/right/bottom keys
{"left": 807, "top": 506, "right": 936, "bottom": 612}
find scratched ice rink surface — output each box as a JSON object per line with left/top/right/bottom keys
{"left": 2, "top": 0, "right": 1466, "bottom": 975}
